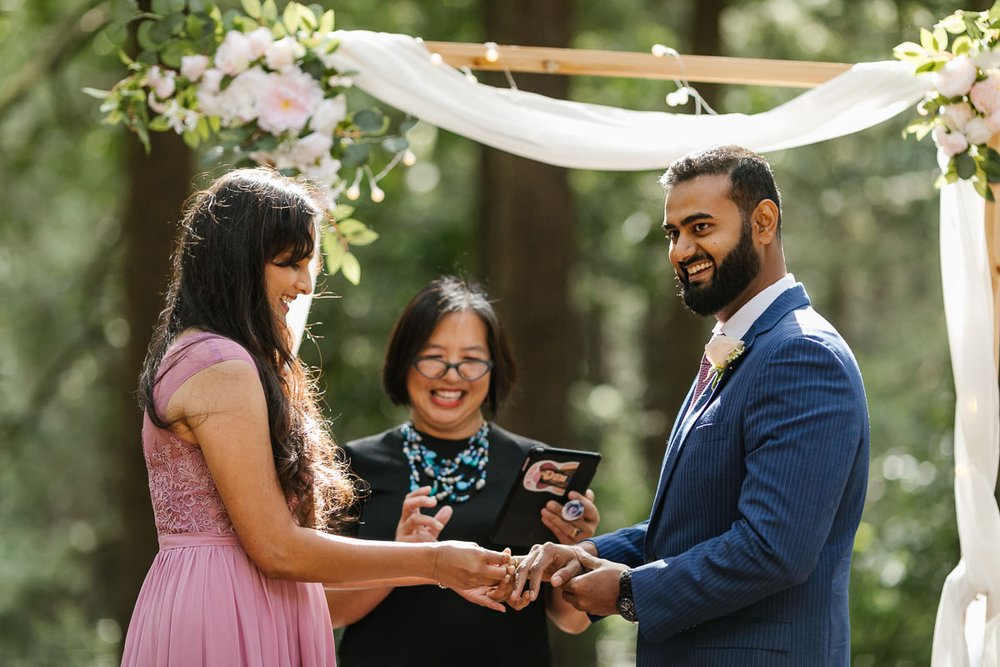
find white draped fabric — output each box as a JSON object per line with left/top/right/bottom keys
{"left": 305, "top": 30, "right": 999, "bottom": 663}
{"left": 933, "top": 180, "right": 1000, "bottom": 667}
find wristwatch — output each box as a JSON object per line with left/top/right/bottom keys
{"left": 616, "top": 568, "right": 638, "bottom": 623}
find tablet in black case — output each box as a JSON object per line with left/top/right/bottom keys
{"left": 489, "top": 446, "right": 601, "bottom": 548}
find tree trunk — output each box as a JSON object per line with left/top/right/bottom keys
{"left": 477, "top": 1, "right": 589, "bottom": 665}
{"left": 639, "top": 0, "right": 728, "bottom": 478}
{"left": 108, "top": 80, "right": 193, "bottom": 638}
{"left": 690, "top": 0, "right": 725, "bottom": 110}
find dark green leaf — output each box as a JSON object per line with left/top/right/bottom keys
{"left": 341, "top": 143, "right": 370, "bottom": 168}
{"left": 353, "top": 109, "right": 383, "bottom": 133}
{"left": 382, "top": 136, "right": 409, "bottom": 153}
{"left": 955, "top": 152, "right": 977, "bottom": 180}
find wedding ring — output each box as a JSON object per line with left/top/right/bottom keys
{"left": 572, "top": 526, "right": 582, "bottom": 539}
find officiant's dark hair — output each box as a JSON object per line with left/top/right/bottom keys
{"left": 138, "top": 167, "right": 355, "bottom": 531}
{"left": 382, "top": 275, "right": 516, "bottom": 417}
{"left": 660, "top": 145, "right": 782, "bottom": 233}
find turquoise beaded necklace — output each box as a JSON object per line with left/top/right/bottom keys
{"left": 401, "top": 421, "right": 489, "bottom": 503}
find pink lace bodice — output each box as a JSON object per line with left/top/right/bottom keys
{"left": 142, "top": 333, "right": 256, "bottom": 536}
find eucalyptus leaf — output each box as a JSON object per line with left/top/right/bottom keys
{"left": 341, "top": 143, "right": 370, "bottom": 168}
{"left": 382, "top": 136, "right": 409, "bottom": 153}
{"left": 110, "top": 0, "right": 139, "bottom": 23}
{"left": 353, "top": 109, "right": 384, "bottom": 133}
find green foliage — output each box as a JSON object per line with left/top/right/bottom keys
{"left": 89, "top": 0, "right": 414, "bottom": 282}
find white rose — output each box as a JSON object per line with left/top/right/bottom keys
{"left": 971, "top": 73, "right": 1000, "bottom": 114}
{"left": 292, "top": 131, "right": 334, "bottom": 166}
{"left": 704, "top": 335, "right": 744, "bottom": 371}
{"left": 199, "top": 68, "right": 223, "bottom": 94}
{"left": 180, "top": 54, "right": 210, "bottom": 81}
{"left": 218, "top": 66, "right": 268, "bottom": 123}
{"left": 246, "top": 27, "right": 274, "bottom": 59}
{"left": 941, "top": 102, "right": 975, "bottom": 131}
{"left": 965, "top": 116, "right": 992, "bottom": 145}
{"left": 309, "top": 94, "right": 347, "bottom": 133}
{"left": 265, "top": 36, "right": 305, "bottom": 71}
{"left": 146, "top": 66, "right": 176, "bottom": 100}
{"left": 305, "top": 155, "right": 343, "bottom": 184}
{"left": 215, "top": 30, "right": 255, "bottom": 76}
{"left": 933, "top": 125, "right": 970, "bottom": 157}
{"left": 934, "top": 55, "right": 978, "bottom": 99}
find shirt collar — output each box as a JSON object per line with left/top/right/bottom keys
{"left": 712, "top": 273, "right": 796, "bottom": 341}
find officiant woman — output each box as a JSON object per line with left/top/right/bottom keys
{"left": 328, "top": 275, "right": 600, "bottom": 667}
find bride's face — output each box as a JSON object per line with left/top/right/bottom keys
{"left": 263, "top": 244, "right": 319, "bottom": 328}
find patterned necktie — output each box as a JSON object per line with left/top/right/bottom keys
{"left": 694, "top": 353, "right": 712, "bottom": 398}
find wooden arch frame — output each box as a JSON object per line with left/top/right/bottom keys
{"left": 428, "top": 41, "right": 1000, "bottom": 370}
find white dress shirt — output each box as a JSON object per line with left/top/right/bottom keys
{"left": 712, "top": 273, "right": 797, "bottom": 341}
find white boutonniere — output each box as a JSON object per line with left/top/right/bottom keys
{"left": 704, "top": 335, "right": 746, "bottom": 389}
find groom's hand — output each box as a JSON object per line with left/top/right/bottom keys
{"left": 510, "top": 542, "right": 595, "bottom": 603}
{"left": 558, "top": 550, "right": 625, "bottom": 617}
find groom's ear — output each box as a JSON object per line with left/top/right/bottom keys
{"left": 751, "top": 199, "right": 779, "bottom": 244}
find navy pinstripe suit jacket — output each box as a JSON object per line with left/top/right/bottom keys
{"left": 592, "top": 284, "right": 869, "bottom": 666}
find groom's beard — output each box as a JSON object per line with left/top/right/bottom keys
{"left": 676, "top": 218, "right": 761, "bottom": 317}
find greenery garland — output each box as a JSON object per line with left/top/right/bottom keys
{"left": 88, "top": 0, "right": 417, "bottom": 283}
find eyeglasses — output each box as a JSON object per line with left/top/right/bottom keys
{"left": 413, "top": 356, "right": 494, "bottom": 381}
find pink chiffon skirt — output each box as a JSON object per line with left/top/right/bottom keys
{"left": 122, "top": 533, "right": 336, "bottom": 666}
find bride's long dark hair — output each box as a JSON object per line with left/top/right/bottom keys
{"left": 138, "top": 168, "right": 353, "bottom": 530}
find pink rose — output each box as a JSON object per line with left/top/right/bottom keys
{"left": 256, "top": 68, "right": 324, "bottom": 134}
{"left": 933, "top": 125, "right": 970, "bottom": 157}
{"left": 181, "top": 55, "right": 209, "bottom": 81}
{"left": 146, "top": 66, "right": 176, "bottom": 100}
{"left": 265, "top": 36, "right": 304, "bottom": 71}
{"left": 971, "top": 73, "right": 1000, "bottom": 114}
{"left": 964, "top": 117, "right": 992, "bottom": 145}
{"left": 934, "top": 55, "right": 978, "bottom": 98}
{"left": 246, "top": 27, "right": 274, "bottom": 60}
{"left": 941, "top": 102, "right": 975, "bottom": 131}
{"left": 215, "top": 30, "right": 254, "bottom": 76}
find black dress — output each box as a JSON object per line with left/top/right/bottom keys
{"left": 337, "top": 423, "right": 553, "bottom": 667}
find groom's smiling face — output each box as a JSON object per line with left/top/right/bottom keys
{"left": 663, "top": 174, "right": 762, "bottom": 319}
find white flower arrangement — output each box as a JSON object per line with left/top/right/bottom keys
{"left": 87, "top": 0, "right": 415, "bottom": 284}
{"left": 704, "top": 335, "right": 745, "bottom": 389}
{"left": 895, "top": 2, "right": 1000, "bottom": 200}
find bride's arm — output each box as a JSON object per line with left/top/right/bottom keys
{"left": 173, "top": 360, "right": 509, "bottom": 588}
{"left": 324, "top": 487, "right": 455, "bottom": 627}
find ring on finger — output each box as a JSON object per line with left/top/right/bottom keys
{"left": 571, "top": 526, "right": 582, "bottom": 539}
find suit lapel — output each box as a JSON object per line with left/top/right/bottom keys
{"left": 647, "top": 285, "right": 812, "bottom": 524}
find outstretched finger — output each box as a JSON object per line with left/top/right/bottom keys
{"left": 549, "top": 558, "right": 584, "bottom": 588}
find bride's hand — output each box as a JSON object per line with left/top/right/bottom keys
{"left": 431, "top": 541, "right": 512, "bottom": 590}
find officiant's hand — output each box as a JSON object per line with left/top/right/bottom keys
{"left": 541, "top": 489, "right": 599, "bottom": 545}
{"left": 395, "top": 486, "right": 453, "bottom": 543}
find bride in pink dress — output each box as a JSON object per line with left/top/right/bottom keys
{"left": 121, "top": 169, "right": 512, "bottom": 666}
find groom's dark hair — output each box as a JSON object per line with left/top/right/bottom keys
{"left": 660, "top": 145, "right": 782, "bottom": 233}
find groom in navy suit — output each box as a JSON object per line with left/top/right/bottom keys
{"left": 512, "top": 145, "right": 869, "bottom": 666}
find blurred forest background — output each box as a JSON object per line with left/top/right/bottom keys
{"left": 0, "top": 0, "right": 988, "bottom": 664}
